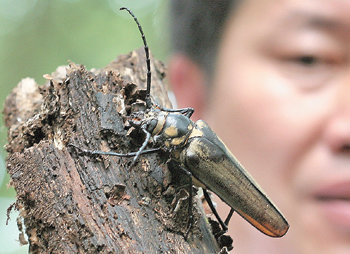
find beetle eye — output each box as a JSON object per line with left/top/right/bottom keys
{"left": 147, "top": 119, "right": 158, "bottom": 133}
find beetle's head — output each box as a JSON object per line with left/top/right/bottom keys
{"left": 128, "top": 111, "right": 163, "bottom": 136}
{"left": 142, "top": 111, "right": 166, "bottom": 136}
{"left": 128, "top": 111, "right": 145, "bottom": 129}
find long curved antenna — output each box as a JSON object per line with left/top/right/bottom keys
{"left": 120, "top": 7, "right": 152, "bottom": 106}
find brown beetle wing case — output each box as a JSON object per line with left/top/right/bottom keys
{"left": 182, "top": 120, "right": 289, "bottom": 237}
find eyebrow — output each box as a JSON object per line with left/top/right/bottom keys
{"left": 287, "top": 10, "right": 349, "bottom": 33}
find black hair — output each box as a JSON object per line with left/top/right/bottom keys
{"left": 170, "top": 0, "right": 239, "bottom": 75}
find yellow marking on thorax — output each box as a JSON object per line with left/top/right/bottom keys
{"left": 164, "top": 140, "right": 170, "bottom": 148}
{"left": 164, "top": 126, "right": 178, "bottom": 137}
{"left": 188, "top": 126, "right": 204, "bottom": 139}
{"left": 170, "top": 122, "right": 195, "bottom": 147}
{"left": 152, "top": 113, "right": 167, "bottom": 135}
{"left": 171, "top": 136, "right": 187, "bottom": 146}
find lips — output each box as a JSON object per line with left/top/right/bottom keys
{"left": 313, "top": 181, "right": 350, "bottom": 230}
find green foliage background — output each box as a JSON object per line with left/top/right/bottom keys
{"left": 0, "top": 0, "right": 168, "bottom": 253}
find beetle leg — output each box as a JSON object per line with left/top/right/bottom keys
{"left": 203, "top": 189, "right": 231, "bottom": 237}
{"left": 177, "top": 165, "right": 194, "bottom": 240}
{"left": 69, "top": 144, "right": 160, "bottom": 158}
{"left": 132, "top": 126, "right": 152, "bottom": 164}
{"left": 224, "top": 208, "right": 235, "bottom": 226}
{"left": 154, "top": 103, "right": 194, "bottom": 118}
{"left": 72, "top": 126, "right": 153, "bottom": 164}
{"left": 179, "top": 107, "right": 194, "bottom": 118}
{"left": 162, "top": 107, "right": 194, "bottom": 118}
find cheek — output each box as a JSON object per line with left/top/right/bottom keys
{"left": 205, "top": 62, "right": 328, "bottom": 204}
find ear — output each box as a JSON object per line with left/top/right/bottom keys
{"left": 168, "top": 54, "right": 207, "bottom": 121}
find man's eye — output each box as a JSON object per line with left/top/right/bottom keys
{"left": 294, "top": 55, "right": 318, "bottom": 66}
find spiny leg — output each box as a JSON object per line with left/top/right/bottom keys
{"left": 120, "top": 7, "right": 152, "bottom": 107}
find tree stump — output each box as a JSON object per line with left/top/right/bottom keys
{"left": 3, "top": 49, "right": 224, "bottom": 253}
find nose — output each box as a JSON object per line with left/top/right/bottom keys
{"left": 323, "top": 82, "right": 350, "bottom": 153}
{"left": 323, "top": 115, "right": 350, "bottom": 153}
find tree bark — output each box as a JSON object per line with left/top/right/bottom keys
{"left": 3, "top": 49, "right": 223, "bottom": 253}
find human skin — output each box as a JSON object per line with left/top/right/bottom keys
{"left": 169, "top": 0, "right": 350, "bottom": 253}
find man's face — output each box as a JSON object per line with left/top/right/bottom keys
{"left": 206, "top": 0, "right": 350, "bottom": 253}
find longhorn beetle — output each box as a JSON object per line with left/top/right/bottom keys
{"left": 74, "top": 7, "right": 289, "bottom": 240}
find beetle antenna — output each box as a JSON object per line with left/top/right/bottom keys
{"left": 120, "top": 7, "right": 152, "bottom": 107}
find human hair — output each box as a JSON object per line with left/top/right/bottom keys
{"left": 169, "top": 0, "right": 239, "bottom": 75}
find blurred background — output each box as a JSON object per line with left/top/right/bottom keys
{"left": 0, "top": 0, "right": 168, "bottom": 253}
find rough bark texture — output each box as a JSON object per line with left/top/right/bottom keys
{"left": 3, "top": 49, "right": 222, "bottom": 253}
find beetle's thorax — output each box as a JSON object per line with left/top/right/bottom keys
{"left": 143, "top": 111, "right": 195, "bottom": 150}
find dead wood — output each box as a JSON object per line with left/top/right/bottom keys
{"left": 3, "top": 48, "right": 222, "bottom": 253}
